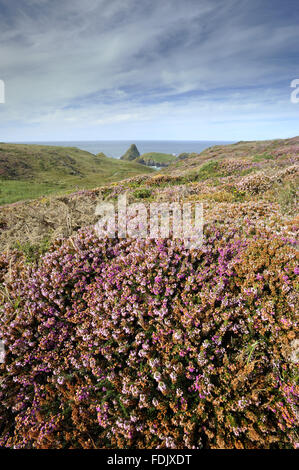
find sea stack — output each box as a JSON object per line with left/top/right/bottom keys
{"left": 120, "top": 144, "right": 140, "bottom": 161}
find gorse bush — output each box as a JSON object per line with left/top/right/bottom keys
{"left": 133, "top": 188, "right": 152, "bottom": 199}
{"left": 0, "top": 226, "right": 298, "bottom": 449}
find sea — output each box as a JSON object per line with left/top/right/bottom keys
{"left": 16, "top": 140, "right": 234, "bottom": 159}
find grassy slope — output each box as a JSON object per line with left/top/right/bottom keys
{"left": 0, "top": 136, "right": 297, "bottom": 254}
{"left": 0, "top": 143, "right": 154, "bottom": 204}
{"left": 136, "top": 152, "right": 177, "bottom": 165}
{"left": 164, "top": 137, "right": 297, "bottom": 175}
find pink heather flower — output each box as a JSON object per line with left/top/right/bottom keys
{"left": 170, "top": 372, "right": 177, "bottom": 382}
{"left": 158, "top": 382, "right": 167, "bottom": 393}
{"left": 153, "top": 371, "right": 161, "bottom": 381}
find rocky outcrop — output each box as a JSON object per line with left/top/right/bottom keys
{"left": 120, "top": 144, "right": 140, "bottom": 161}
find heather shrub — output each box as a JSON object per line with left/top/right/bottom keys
{"left": 191, "top": 190, "right": 244, "bottom": 203}
{"left": 147, "top": 174, "right": 184, "bottom": 186}
{"left": 237, "top": 172, "right": 272, "bottom": 194}
{"left": 0, "top": 227, "right": 298, "bottom": 449}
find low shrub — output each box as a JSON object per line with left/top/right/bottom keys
{"left": 0, "top": 226, "right": 297, "bottom": 449}
{"left": 147, "top": 175, "right": 184, "bottom": 187}
{"left": 133, "top": 188, "right": 152, "bottom": 199}
{"left": 236, "top": 172, "right": 272, "bottom": 194}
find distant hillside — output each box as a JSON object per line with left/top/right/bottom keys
{"left": 120, "top": 144, "right": 178, "bottom": 167}
{"left": 0, "top": 143, "right": 154, "bottom": 204}
{"left": 0, "top": 136, "right": 297, "bottom": 253}
{"left": 136, "top": 152, "right": 177, "bottom": 167}
{"left": 165, "top": 136, "right": 299, "bottom": 176}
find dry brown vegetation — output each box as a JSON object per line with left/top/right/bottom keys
{"left": 0, "top": 137, "right": 297, "bottom": 255}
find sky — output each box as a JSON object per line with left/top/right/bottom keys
{"left": 0, "top": 0, "right": 298, "bottom": 142}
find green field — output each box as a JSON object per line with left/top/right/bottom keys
{"left": 0, "top": 143, "right": 154, "bottom": 205}
{"left": 136, "top": 152, "right": 178, "bottom": 166}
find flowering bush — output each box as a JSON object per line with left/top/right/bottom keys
{"left": 0, "top": 225, "right": 298, "bottom": 449}
{"left": 235, "top": 165, "right": 299, "bottom": 195}
{"left": 236, "top": 172, "right": 273, "bottom": 194}
{"left": 273, "top": 145, "right": 299, "bottom": 160}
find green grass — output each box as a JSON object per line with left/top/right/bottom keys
{"left": 132, "top": 188, "right": 152, "bottom": 199}
{"left": 137, "top": 152, "right": 177, "bottom": 165}
{"left": 0, "top": 180, "right": 69, "bottom": 205}
{"left": 277, "top": 181, "right": 297, "bottom": 213}
{"left": 186, "top": 161, "right": 225, "bottom": 181}
{"left": 252, "top": 153, "right": 274, "bottom": 162}
{"left": 13, "top": 236, "right": 52, "bottom": 263}
{"left": 0, "top": 143, "right": 154, "bottom": 205}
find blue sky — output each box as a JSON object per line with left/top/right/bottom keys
{"left": 0, "top": 0, "right": 298, "bottom": 141}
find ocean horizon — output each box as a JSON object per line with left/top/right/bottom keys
{"left": 11, "top": 140, "right": 235, "bottom": 159}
